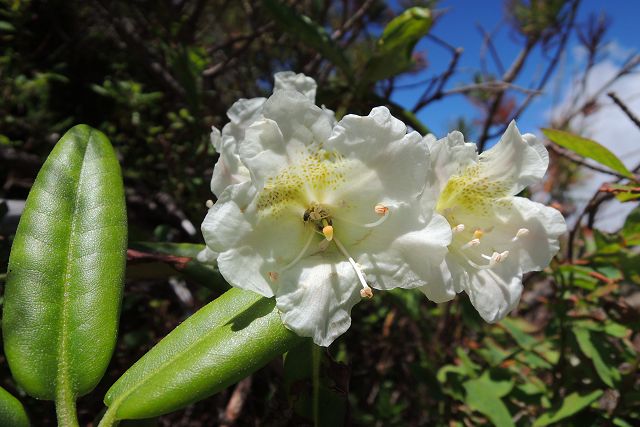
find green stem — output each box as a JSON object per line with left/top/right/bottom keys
{"left": 312, "top": 344, "right": 321, "bottom": 427}
{"left": 55, "top": 384, "right": 79, "bottom": 427}
{"left": 97, "top": 406, "right": 119, "bottom": 427}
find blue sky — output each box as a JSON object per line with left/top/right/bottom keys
{"left": 389, "top": 0, "right": 640, "bottom": 143}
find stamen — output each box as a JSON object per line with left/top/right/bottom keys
{"left": 473, "top": 229, "right": 484, "bottom": 239}
{"left": 461, "top": 238, "right": 481, "bottom": 249}
{"left": 333, "top": 236, "right": 373, "bottom": 298}
{"left": 205, "top": 199, "right": 214, "bottom": 208}
{"left": 318, "top": 239, "right": 330, "bottom": 251}
{"left": 452, "top": 224, "right": 465, "bottom": 233}
{"left": 481, "top": 251, "right": 510, "bottom": 266}
{"left": 282, "top": 231, "right": 315, "bottom": 271}
{"left": 334, "top": 204, "right": 390, "bottom": 229}
{"left": 512, "top": 228, "right": 530, "bottom": 242}
{"left": 268, "top": 271, "right": 279, "bottom": 282}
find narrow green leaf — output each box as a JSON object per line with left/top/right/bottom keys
{"left": 0, "top": 386, "right": 30, "bottom": 427}
{"left": 573, "top": 327, "right": 620, "bottom": 387}
{"left": 365, "top": 7, "right": 432, "bottom": 82}
{"left": 101, "top": 288, "right": 301, "bottom": 422}
{"left": 542, "top": 129, "right": 633, "bottom": 178}
{"left": 263, "top": 0, "right": 351, "bottom": 76}
{"left": 464, "top": 372, "right": 515, "bottom": 427}
{"left": 2, "top": 125, "right": 127, "bottom": 407}
{"left": 532, "top": 390, "right": 603, "bottom": 427}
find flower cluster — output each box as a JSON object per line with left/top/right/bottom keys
{"left": 200, "top": 72, "right": 566, "bottom": 346}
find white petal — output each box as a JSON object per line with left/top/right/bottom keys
{"left": 211, "top": 133, "right": 251, "bottom": 197}
{"left": 327, "top": 107, "right": 431, "bottom": 203}
{"left": 464, "top": 260, "right": 523, "bottom": 323}
{"left": 274, "top": 71, "right": 317, "bottom": 101}
{"left": 196, "top": 246, "right": 218, "bottom": 264}
{"left": 425, "top": 130, "right": 478, "bottom": 192}
{"left": 238, "top": 118, "right": 289, "bottom": 190}
{"left": 224, "top": 97, "right": 267, "bottom": 142}
{"left": 276, "top": 253, "right": 362, "bottom": 347}
{"left": 494, "top": 196, "right": 566, "bottom": 272}
{"left": 358, "top": 207, "right": 452, "bottom": 291}
{"left": 202, "top": 181, "right": 309, "bottom": 297}
{"left": 210, "top": 125, "right": 222, "bottom": 152}
{"left": 479, "top": 121, "right": 549, "bottom": 195}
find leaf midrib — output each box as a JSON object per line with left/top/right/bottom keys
{"left": 56, "top": 128, "right": 94, "bottom": 403}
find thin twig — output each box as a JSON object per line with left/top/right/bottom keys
{"left": 608, "top": 91, "right": 640, "bottom": 130}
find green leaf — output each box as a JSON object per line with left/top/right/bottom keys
{"left": 532, "top": 390, "right": 603, "bottom": 427}
{"left": 365, "top": 7, "right": 432, "bottom": 82}
{"left": 542, "top": 129, "right": 633, "bottom": 178}
{"left": 284, "top": 340, "right": 349, "bottom": 426}
{"left": 0, "top": 386, "right": 30, "bottom": 427}
{"left": 263, "top": 0, "right": 351, "bottom": 76}
{"left": 464, "top": 371, "right": 515, "bottom": 427}
{"left": 100, "top": 288, "right": 301, "bottom": 422}
{"left": 622, "top": 206, "right": 640, "bottom": 245}
{"left": 3, "top": 125, "right": 127, "bottom": 409}
{"left": 573, "top": 327, "right": 621, "bottom": 387}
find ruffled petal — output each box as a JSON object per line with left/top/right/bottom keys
{"left": 224, "top": 97, "right": 267, "bottom": 142}
{"left": 275, "top": 253, "right": 362, "bottom": 346}
{"left": 478, "top": 121, "right": 549, "bottom": 195}
{"left": 357, "top": 206, "right": 452, "bottom": 291}
{"left": 425, "top": 131, "right": 478, "bottom": 192}
{"left": 274, "top": 71, "right": 317, "bottom": 101}
{"left": 327, "top": 107, "right": 431, "bottom": 204}
{"left": 464, "top": 260, "right": 523, "bottom": 323}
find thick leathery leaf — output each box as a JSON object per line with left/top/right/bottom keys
{"left": 0, "top": 386, "right": 30, "bottom": 427}
{"left": 101, "top": 288, "right": 301, "bottom": 421}
{"left": 2, "top": 125, "right": 127, "bottom": 401}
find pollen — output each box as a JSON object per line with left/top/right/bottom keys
{"left": 374, "top": 204, "right": 389, "bottom": 215}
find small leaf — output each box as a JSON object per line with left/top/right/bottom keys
{"left": 3, "top": 125, "right": 127, "bottom": 404}
{"left": 464, "top": 372, "right": 515, "bottom": 427}
{"left": 532, "top": 390, "right": 603, "bottom": 427}
{"left": 101, "top": 288, "right": 301, "bottom": 421}
{"left": 542, "top": 129, "right": 633, "bottom": 178}
{"left": 573, "top": 327, "right": 620, "bottom": 387}
{"left": 0, "top": 386, "right": 30, "bottom": 427}
{"left": 263, "top": 0, "right": 351, "bottom": 76}
{"left": 365, "top": 7, "right": 432, "bottom": 82}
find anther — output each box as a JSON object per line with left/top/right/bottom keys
{"left": 489, "top": 250, "right": 509, "bottom": 266}
{"left": 461, "top": 238, "right": 481, "bottom": 249}
{"left": 268, "top": 271, "right": 279, "bottom": 282}
{"left": 473, "top": 229, "right": 484, "bottom": 239}
{"left": 512, "top": 228, "right": 530, "bottom": 242}
{"left": 360, "top": 286, "right": 373, "bottom": 299}
{"left": 452, "top": 224, "right": 465, "bottom": 233}
{"left": 374, "top": 204, "right": 389, "bottom": 215}
{"left": 322, "top": 224, "right": 334, "bottom": 241}
{"left": 205, "top": 199, "right": 214, "bottom": 208}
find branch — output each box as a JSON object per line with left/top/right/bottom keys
{"left": 547, "top": 144, "right": 635, "bottom": 180}
{"left": 608, "top": 91, "right": 640, "bottom": 130}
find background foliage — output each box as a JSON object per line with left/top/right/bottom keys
{"left": 1, "top": 0, "right": 639, "bottom": 425}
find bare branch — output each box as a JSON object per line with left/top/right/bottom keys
{"left": 608, "top": 91, "right": 640, "bottom": 130}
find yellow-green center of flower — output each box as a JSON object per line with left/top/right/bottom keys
{"left": 435, "top": 164, "right": 527, "bottom": 270}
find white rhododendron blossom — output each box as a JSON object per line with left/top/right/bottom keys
{"left": 201, "top": 77, "right": 451, "bottom": 346}
{"left": 419, "top": 121, "right": 567, "bottom": 322}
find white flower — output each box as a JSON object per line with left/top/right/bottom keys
{"left": 419, "top": 121, "right": 567, "bottom": 322}
{"left": 201, "top": 84, "right": 451, "bottom": 346}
